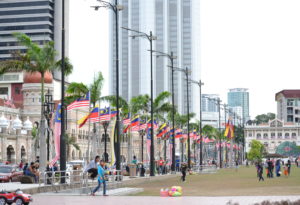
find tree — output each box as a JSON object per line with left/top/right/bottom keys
{"left": 247, "top": 140, "right": 264, "bottom": 162}
{"left": 65, "top": 134, "right": 80, "bottom": 162}
{"left": 66, "top": 72, "right": 104, "bottom": 160}
{"left": 65, "top": 82, "right": 89, "bottom": 105}
{"left": 254, "top": 113, "right": 276, "bottom": 124}
{"left": 0, "top": 33, "right": 73, "bottom": 170}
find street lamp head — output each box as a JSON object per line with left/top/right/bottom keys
{"left": 116, "top": 5, "right": 124, "bottom": 11}
{"left": 91, "top": 6, "right": 100, "bottom": 11}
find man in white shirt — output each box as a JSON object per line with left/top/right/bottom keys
{"left": 85, "top": 156, "right": 100, "bottom": 179}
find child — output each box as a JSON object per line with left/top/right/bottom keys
{"left": 283, "top": 164, "right": 288, "bottom": 177}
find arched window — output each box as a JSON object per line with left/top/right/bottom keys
{"left": 256, "top": 133, "right": 261, "bottom": 139}
{"left": 285, "top": 133, "right": 290, "bottom": 139}
{"left": 263, "top": 133, "right": 268, "bottom": 139}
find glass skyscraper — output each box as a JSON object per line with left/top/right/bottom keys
{"left": 109, "top": 0, "right": 201, "bottom": 115}
{"left": 227, "top": 88, "right": 250, "bottom": 122}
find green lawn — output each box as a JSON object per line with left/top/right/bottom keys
{"left": 129, "top": 166, "right": 300, "bottom": 196}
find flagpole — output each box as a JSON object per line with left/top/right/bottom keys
{"left": 87, "top": 94, "right": 91, "bottom": 162}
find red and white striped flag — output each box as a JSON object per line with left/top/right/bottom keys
{"left": 50, "top": 104, "right": 61, "bottom": 168}
{"left": 67, "top": 92, "right": 90, "bottom": 111}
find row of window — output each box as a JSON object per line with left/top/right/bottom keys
{"left": 0, "top": 24, "right": 53, "bottom": 31}
{"left": 0, "top": 9, "right": 54, "bottom": 16}
{"left": 0, "top": 1, "right": 52, "bottom": 8}
{"left": 0, "top": 17, "right": 52, "bottom": 24}
{"left": 249, "top": 132, "right": 297, "bottom": 137}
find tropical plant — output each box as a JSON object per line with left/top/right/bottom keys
{"left": 0, "top": 32, "right": 73, "bottom": 105}
{"left": 89, "top": 72, "right": 104, "bottom": 106}
{"left": 65, "top": 82, "right": 89, "bottom": 105}
{"left": 65, "top": 134, "right": 80, "bottom": 161}
{"left": 247, "top": 140, "right": 264, "bottom": 162}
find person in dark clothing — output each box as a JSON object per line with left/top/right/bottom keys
{"left": 257, "top": 163, "right": 264, "bottom": 181}
{"left": 287, "top": 160, "right": 291, "bottom": 176}
{"left": 295, "top": 158, "right": 298, "bottom": 167}
{"left": 267, "top": 159, "right": 274, "bottom": 178}
{"left": 23, "top": 163, "right": 28, "bottom": 174}
{"left": 275, "top": 159, "right": 281, "bottom": 177}
{"left": 180, "top": 163, "right": 187, "bottom": 182}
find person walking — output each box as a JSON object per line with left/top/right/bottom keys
{"left": 287, "top": 160, "right": 291, "bottom": 176}
{"left": 257, "top": 163, "right": 264, "bottom": 182}
{"left": 91, "top": 160, "right": 108, "bottom": 196}
{"left": 180, "top": 163, "right": 187, "bottom": 182}
{"left": 283, "top": 163, "right": 289, "bottom": 177}
{"left": 275, "top": 159, "right": 281, "bottom": 177}
{"left": 85, "top": 156, "right": 100, "bottom": 179}
{"left": 267, "top": 159, "right": 273, "bottom": 178}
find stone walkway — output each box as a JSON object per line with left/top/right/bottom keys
{"left": 30, "top": 195, "right": 300, "bottom": 205}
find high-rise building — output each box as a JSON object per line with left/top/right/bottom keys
{"left": 201, "top": 94, "right": 219, "bottom": 112}
{"left": 0, "top": 0, "right": 69, "bottom": 100}
{"left": 276, "top": 90, "right": 300, "bottom": 123}
{"left": 109, "top": 0, "right": 201, "bottom": 115}
{"left": 227, "top": 88, "right": 250, "bottom": 122}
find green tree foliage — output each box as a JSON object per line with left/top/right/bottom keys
{"left": 254, "top": 113, "right": 276, "bottom": 124}
{"left": 247, "top": 140, "right": 264, "bottom": 161}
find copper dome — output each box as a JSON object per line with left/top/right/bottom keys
{"left": 23, "top": 71, "right": 53, "bottom": 84}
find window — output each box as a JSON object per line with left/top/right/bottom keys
{"left": 285, "top": 133, "right": 290, "bottom": 139}
{"left": 256, "top": 133, "right": 261, "bottom": 139}
{"left": 248, "top": 133, "right": 252, "bottom": 137}
{"left": 271, "top": 133, "right": 275, "bottom": 139}
{"left": 0, "top": 87, "right": 8, "bottom": 95}
{"left": 15, "top": 87, "right": 20, "bottom": 95}
{"left": 263, "top": 133, "right": 268, "bottom": 139}
{"left": 292, "top": 133, "right": 297, "bottom": 139}
{"left": 264, "top": 142, "right": 268, "bottom": 147}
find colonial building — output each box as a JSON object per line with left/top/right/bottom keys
{"left": 245, "top": 119, "right": 300, "bottom": 154}
{"left": 276, "top": 90, "right": 300, "bottom": 123}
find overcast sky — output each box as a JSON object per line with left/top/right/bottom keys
{"left": 68, "top": 0, "right": 300, "bottom": 119}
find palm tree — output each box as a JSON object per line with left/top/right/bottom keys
{"left": 66, "top": 72, "right": 104, "bottom": 161}
{"left": 0, "top": 33, "right": 73, "bottom": 169}
{"left": 65, "top": 134, "right": 80, "bottom": 161}
{"left": 65, "top": 82, "right": 89, "bottom": 105}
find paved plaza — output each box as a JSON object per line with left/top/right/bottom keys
{"left": 30, "top": 196, "right": 300, "bottom": 205}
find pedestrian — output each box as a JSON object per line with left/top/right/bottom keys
{"left": 175, "top": 158, "right": 180, "bottom": 172}
{"left": 275, "top": 159, "right": 281, "bottom": 177}
{"left": 158, "top": 157, "right": 164, "bottom": 175}
{"left": 85, "top": 156, "right": 100, "bottom": 179}
{"left": 295, "top": 158, "right": 298, "bottom": 167}
{"left": 19, "top": 160, "right": 23, "bottom": 169}
{"left": 180, "top": 163, "right": 187, "bottom": 182}
{"left": 283, "top": 163, "right": 289, "bottom": 177}
{"left": 91, "top": 160, "right": 108, "bottom": 196}
{"left": 287, "top": 160, "right": 291, "bottom": 176}
{"left": 23, "top": 163, "right": 28, "bottom": 174}
{"left": 267, "top": 159, "right": 273, "bottom": 178}
{"left": 257, "top": 163, "right": 264, "bottom": 182}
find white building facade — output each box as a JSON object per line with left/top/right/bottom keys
{"left": 245, "top": 119, "right": 300, "bottom": 154}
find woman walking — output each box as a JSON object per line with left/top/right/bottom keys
{"left": 91, "top": 160, "right": 108, "bottom": 196}
{"left": 287, "top": 160, "right": 291, "bottom": 176}
{"left": 257, "top": 163, "right": 264, "bottom": 182}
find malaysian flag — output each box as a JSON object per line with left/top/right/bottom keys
{"left": 147, "top": 119, "right": 158, "bottom": 130}
{"left": 50, "top": 104, "right": 61, "bottom": 167}
{"left": 89, "top": 107, "right": 100, "bottom": 123}
{"left": 123, "top": 115, "right": 131, "bottom": 126}
{"left": 100, "top": 107, "right": 111, "bottom": 121}
{"left": 67, "top": 92, "right": 90, "bottom": 110}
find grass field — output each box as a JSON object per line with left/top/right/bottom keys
{"left": 129, "top": 166, "right": 300, "bottom": 196}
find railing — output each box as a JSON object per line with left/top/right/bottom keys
{"left": 37, "top": 169, "right": 123, "bottom": 193}
{"left": 192, "top": 165, "right": 218, "bottom": 174}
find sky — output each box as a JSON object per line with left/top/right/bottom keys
{"left": 69, "top": 0, "right": 300, "bottom": 119}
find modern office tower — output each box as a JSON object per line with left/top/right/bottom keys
{"left": 201, "top": 94, "right": 219, "bottom": 112}
{"left": 227, "top": 88, "right": 250, "bottom": 123}
{"left": 109, "top": 0, "right": 201, "bottom": 115}
{"left": 276, "top": 90, "right": 300, "bottom": 123}
{"left": 0, "top": 0, "right": 69, "bottom": 100}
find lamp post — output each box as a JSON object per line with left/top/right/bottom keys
{"left": 43, "top": 89, "right": 54, "bottom": 161}
{"left": 217, "top": 98, "right": 222, "bottom": 168}
{"left": 190, "top": 80, "right": 204, "bottom": 167}
{"left": 153, "top": 50, "right": 177, "bottom": 172}
{"left": 138, "top": 129, "right": 146, "bottom": 163}
{"left": 122, "top": 26, "right": 157, "bottom": 176}
{"left": 60, "top": 0, "right": 66, "bottom": 184}
{"left": 172, "top": 66, "right": 192, "bottom": 168}
{"left": 102, "top": 121, "right": 110, "bottom": 162}
{"left": 93, "top": 0, "right": 123, "bottom": 171}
